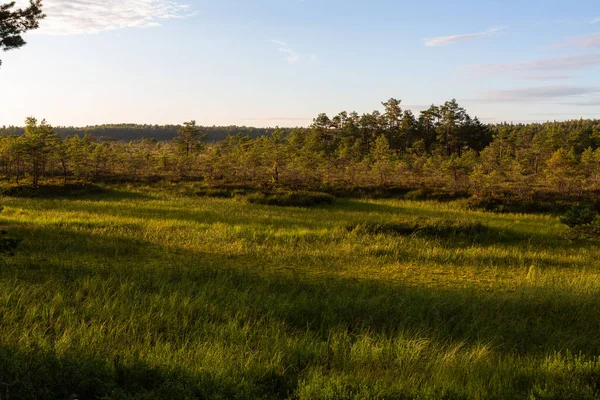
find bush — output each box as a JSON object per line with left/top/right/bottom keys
{"left": 404, "top": 189, "right": 469, "bottom": 202}
{"left": 464, "top": 195, "right": 570, "bottom": 214}
{"left": 196, "top": 188, "right": 236, "bottom": 199}
{"left": 347, "top": 218, "right": 487, "bottom": 238}
{"left": 0, "top": 183, "right": 103, "bottom": 198}
{"left": 560, "top": 205, "right": 597, "bottom": 228}
{"left": 245, "top": 192, "right": 335, "bottom": 208}
{"left": 0, "top": 207, "right": 20, "bottom": 256}
{"left": 560, "top": 205, "right": 600, "bottom": 240}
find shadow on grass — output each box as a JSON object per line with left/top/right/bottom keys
{"left": 5, "top": 224, "right": 600, "bottom": 354}
{"left": 0, "top": 183, "right": 155, "bottom": 202}
{"left": 0, "top": 346, "right": 264, "bottom": 400}
{"left": 2, "top": 223, "right": 600, "bottom": 398}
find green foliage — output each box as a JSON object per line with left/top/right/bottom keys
{"left": 3, "top": 110, "right": 600, "bottom": 212}
{"left": 404, "top": 189, "right": 470, "bottom": 202}
{"left": 245, "top": 191, "right": 335, "bottom": 207}
{"left": 0, "top": 229, "right": 20, "bottom": 256}
{"left": 347, "top": 218, "right": 487, "bottom": 238}
{"left": 174, "top": 120, "right": 207, "bottom": 157}
{"left": 0, "top": 182, "right": 103, "bottom": 198}
{"left": 561, "top": 205, "right": 597, "bottom": 228}
{"left": 0, "top": 0, "right": 45, "bottom": 67}
{"left": 464, "top": 195, "right": 563, "bottom": 214}
{"left": 0, "top": 206, "right": 20, "bottom": 255}
{"left": 560, "top": 205, "right": 600, "bottom": 240}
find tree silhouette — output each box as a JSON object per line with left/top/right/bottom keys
{"left": 0, "top": 0, "right": 45, "bottom": 67}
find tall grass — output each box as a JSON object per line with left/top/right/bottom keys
{"left": 0, "top": 185, "right": 599, "bottom": 399}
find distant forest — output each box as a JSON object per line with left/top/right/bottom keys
{"left": 2, "top": 98, "right": 600, "bottom": 204}
{"left": 1, "top": 124, "right": 284, "bottom": 142}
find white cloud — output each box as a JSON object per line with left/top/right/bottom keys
{"left": 277, "top": 47, "right": 301, "bottom": 64}
{"left": 269, "top": 39, "right": 287, "bottom": 46}
{"left": 464, "top": 53, "right": 600, "bottom": 75}
{"left": 559, "top": 32, "right": 600, "bottom": 49}
{"left": 565, "top": 98, "right": 600, "bottom": 106}
{"left": 475, "top": 85, "right": 600, "bottom": 103}
{"left": 519, "top": 75, "right": 573, "bottom": 81}
{"left": 424, "top": 27, "right": 505, "bottom": 47}
{"left": 269, "top": 39, "right": 316, "bottom": 64}
{"left": 18, "top": 0, "right": 195, "bottom": 35}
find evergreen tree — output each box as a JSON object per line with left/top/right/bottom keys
{"left": 175, "top": 120, "right": 206, "bottom": 158}
{"left": 0, "top": 0, "right": 44, "bottom": 67}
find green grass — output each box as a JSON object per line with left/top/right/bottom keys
{"left": 1, "top": 185, "right": 600, "bottom": 399}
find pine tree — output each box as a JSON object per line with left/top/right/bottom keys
{"left": 370, "top": 135, "right": 395, "bottom": 187}
{"left": 0, "top": 0, "right": 44, "bottom": 67}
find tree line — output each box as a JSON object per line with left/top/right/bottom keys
{"left": 1, "top": 124, "right": 285, "bottom": 142}
{"left": 2, "top": 99, "right": 600, "bottom": 200}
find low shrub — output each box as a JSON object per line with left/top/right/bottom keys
{"left": 347, "top": 218, "right": 487, "bottom": 238}
{"left": 404, "top": 189, "right": 470, "bottom": 202}
{"left": 560, "top": 205, "right": 600, "bottom": 240}
{"left": 464, "top": 195, "right": 571, "bottom": 214}
{"left": 0, "top": 183, "right": 103, "bottom": 198}
{"left": 0, "top": 207, "right": 21, "bottom": 256}
{"left": 245, "top": 191, "right": 335, "bottom": 208}
{"left": 196, "top": 188, "right": 237, "bottom": 199}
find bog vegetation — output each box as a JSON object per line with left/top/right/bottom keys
{"left": 2, "top": 99, "right": 600, "bottom": 212}
{"left": 2, "top": 100, "right": 600, "bottom": 399}
{"left": 3, "top": 2, "right": 600, "bottom": 399}
{"left": 0, "top": 184, "right": 600, "bottom": 399}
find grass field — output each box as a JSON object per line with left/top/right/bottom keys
{"left": 1, "top": 184, "right": 600, "bottom": 399}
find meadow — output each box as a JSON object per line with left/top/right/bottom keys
{"left": 1, "top": 184, "right": 600, "bottom": 399}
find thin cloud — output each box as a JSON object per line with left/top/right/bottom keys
{"left": 243, "top": 117, "right": 312, "bottom": 121}
{"left": 558, "top": 32, "right": 600, "bottom": 49}
{"left": 592, "top": 17, "right": 600, "bottom": 24}
{"left": 474, "top": 85, "right": 600, "bottom": 103}
{"left": 529, "top": 112, "right": 600, "bottom": 116}
{"left": 464, "top": 53, "right": 600, "bottom": 75}
{"left": 269, "top": 39, "right": 287, "bottom": 46}
{"left": 564, "top": 98, "right": 600, "bottom": 106}
{"left": 424, "top": 27, "right": 505, "bottom": 47}
{"left": 278, "top": 48, "right": 301, "bottom": 64}
{"left": 519, "top": 75, "right": 573, "bottom": 81}
{"left": 269, "top": 40, "right": 316, "bottom": 64}
{"left": 18, "top": 0, "right": 195, "bottom": 35}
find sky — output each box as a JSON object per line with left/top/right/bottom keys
{"left": 1, "top": 0, "right": 600, "bottom": 127}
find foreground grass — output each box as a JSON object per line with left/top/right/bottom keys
{"left": 1, "top": 185, "right": 600, "bottom": 399}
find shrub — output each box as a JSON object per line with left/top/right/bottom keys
{"left": 196, "top": 188, "right": 236, "bottom": 199}
{"left": 560, "top": 205, "right": 597, "bottom": 228}
{"left": 347, "top": 218, "right": 487, "bottom": 238}
{"left": 245, "top": 192, "right": 335, "bottom": 208}
{"left": 0, "top": 231, "right": 21, "bottom": 256}
{"left": 560, "top": 205, "right": 600, "bottom": 240}
{"left": 464, "top": 195, "right": 569, "bottom": 214}
{"left": 0, "top": 207, "right": 20, "bottom": 256}
{"left": 0, "top": 183, "right": 103, "bottom": 198}
{"left": 404, "top": 189, "right": 469, "bottom": 202}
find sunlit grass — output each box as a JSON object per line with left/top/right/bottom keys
{"left": 0, "top": 185, "right": 599, "bottom": 399}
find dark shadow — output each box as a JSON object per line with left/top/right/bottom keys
{"left": 4, "top": 224, "right": 600, "bottom": 355}
{"left": 2, "top": 222, "right": 600, "bottom": 398}
{"left": 0, "top": 184, "right": 155, "bottom": 201}
{"left": 0, "top": 345, "right": 268, "bottom": 400}
{"left": 84, "top": 188, "right": 157, "bottom": 201}
{"left": 334, "top": 199, "right": 411, "bottom": 214}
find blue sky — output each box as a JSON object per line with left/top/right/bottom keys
{"left": 1, "top": 0, "right": 599, "bottom": 127}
